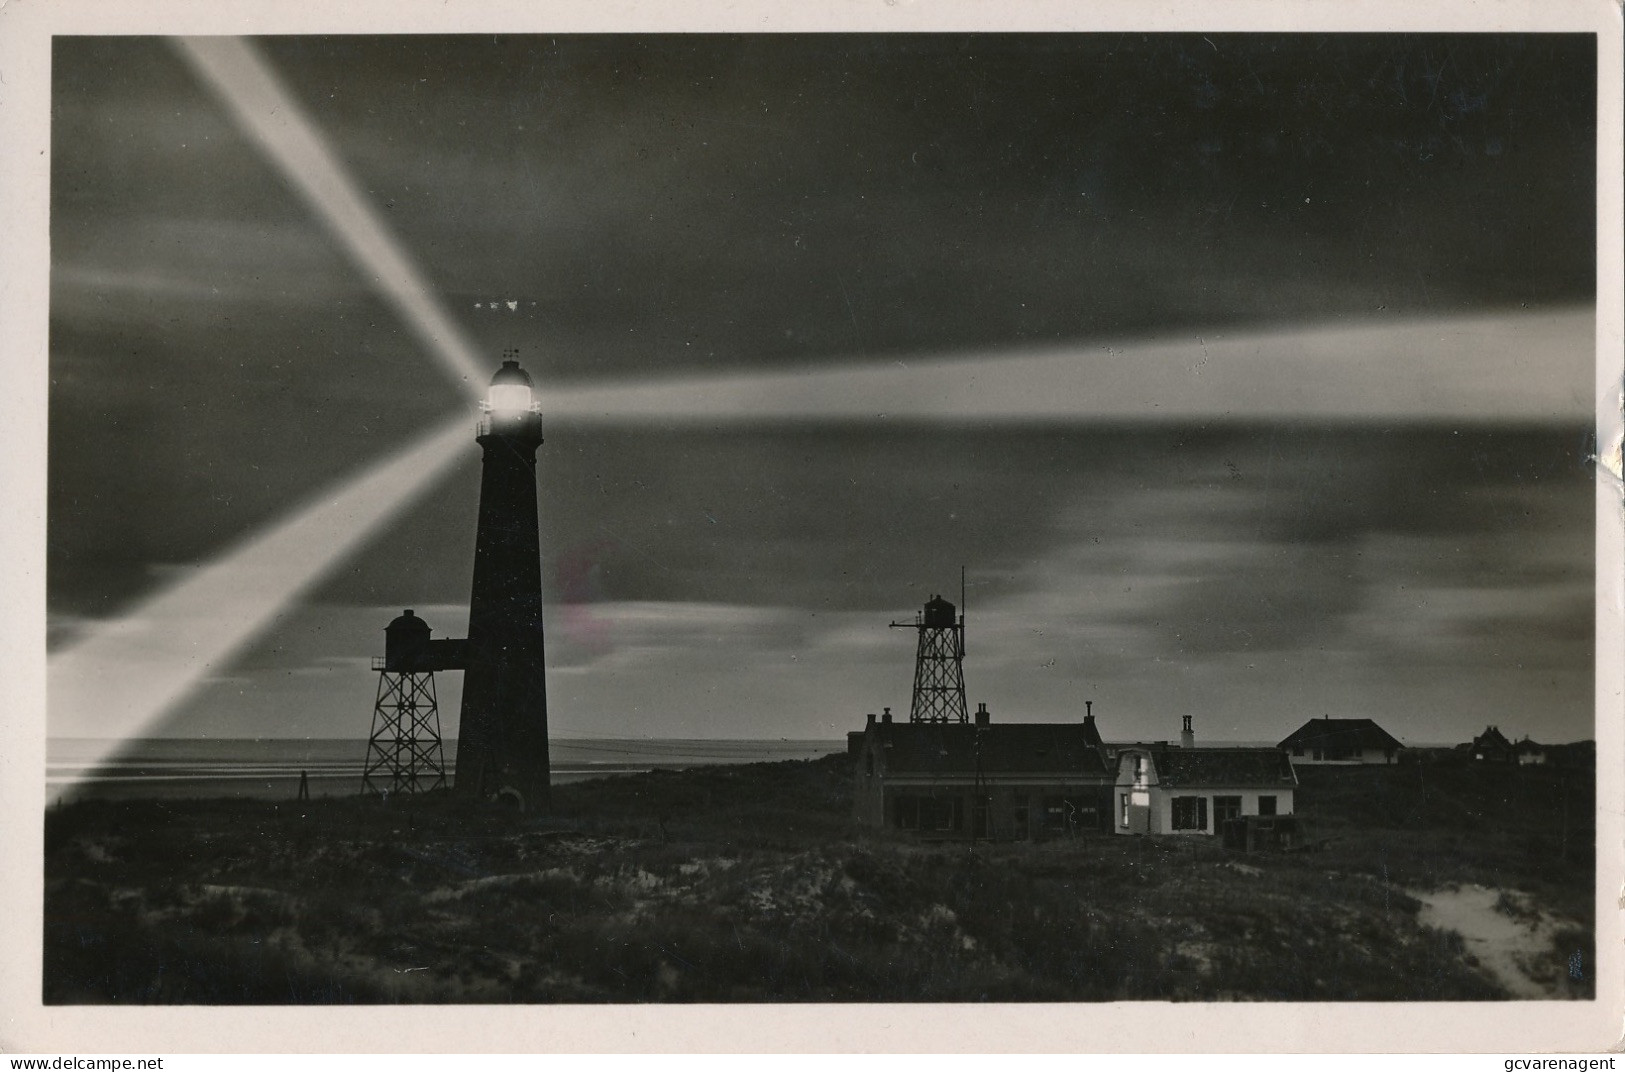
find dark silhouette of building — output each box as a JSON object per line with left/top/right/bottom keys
{"left": 850, "top": 704, "right": 1115, "bottom": 839}
{"left": 453, "top": 357, "right": 552, "bottom": 809}
{"left": 851, "top": 598, "right": 1309, "bottom": 843}
{"left": 852, "top": 591, "right": 1117, "bottom": 838}
{"left": 1278, "top": 716, "right": 1403, "bottom": 765}
{"left": 1513, "top": 736, "right": 1549, "bottom": 766}
{"left": 1468, "top": 725, "right": 1516, "bottom": 763}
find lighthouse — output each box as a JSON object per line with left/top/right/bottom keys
{"left": 453, "top": 355, "right": 551, "bottom": 809}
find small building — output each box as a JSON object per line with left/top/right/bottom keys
{"left": 1220, "top": 814, "right": 1301, "bottom": 853}
{"left": 1114, "top": 746, "right": 1298, "bottom": 836}
{"left": 1278, "top": 717, "right": 1403, "bottom": 765}
{"left": 1469, "top": 725, "right": 1516, "bottom": 763}
{"left": 1514, "top": 737, "right": 1548, "bottom": 766}
{"left": 851, "top": 706, "right": 1114, "bottom": 840}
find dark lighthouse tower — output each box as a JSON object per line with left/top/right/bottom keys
{"left": 454, "top": 355, "right": 551, "bottom": 809}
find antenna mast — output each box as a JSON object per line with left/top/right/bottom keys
{"left": 949, "top": 565, "right": 962, "bottom": 656}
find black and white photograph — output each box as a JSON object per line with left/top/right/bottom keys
{"left": 3, "top": 0, "right": 1621, "bottom": 1055}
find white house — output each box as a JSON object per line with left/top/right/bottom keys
{"left": 1114, "top": 746, "right": 1297, "bottom": 836}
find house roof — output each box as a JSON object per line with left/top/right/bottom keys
{"left": 1471, "top": 725, "right": 1515, "bottom": 750}
{"left": 1137, "top": 747, "right": 1298, "bottom": 789}
{"left": 867, "top": 719, "right": 1109, "bottom": 776}
{"left": 1277, "top": 717, "right": 1403, "bottom": 752}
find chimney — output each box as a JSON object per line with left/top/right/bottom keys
{"left": 881, "top": 707, "right": 892, "bottom": 724}
{"left": 975, "top": 702, "right": 990, "bottom": 727}
{"left": 1181, "top": 715, "right": 1194, "bottom": 749}
{"left": 1081, "top": 700, "right": 1103, "bottom": 749}
{"left": 866, "top": 712, "right": 876, "bottom": 727}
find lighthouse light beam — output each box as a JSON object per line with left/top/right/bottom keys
{"left": 47, "top": 416, "right": 471, "bottom": 794}
{"left": 170, "top": 36, "right": 487, "bottom": 398}
{"left": 50, "top": 37, "right": 499, "bottom": 791}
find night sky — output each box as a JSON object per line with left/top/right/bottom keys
{"left": 47, "top": 33, "right": 1597, "bottom": 746}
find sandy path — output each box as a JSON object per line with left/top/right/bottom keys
{"left": 1412, "top": 885, "right": 1564, "bottom": 999}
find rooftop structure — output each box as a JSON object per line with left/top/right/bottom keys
{"left": 1278, "top": 717, "right": 1404, "bottom": 765}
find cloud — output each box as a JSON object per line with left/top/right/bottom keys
{"left": 41, "top": 35, "right": 1599, "bottom": 750}
{"left": 1345, "top": 567, "right": 1592, "bottom": 671}
{"left": 51, "top": 218, "right": 357, "bottom": 317}
{"left": 46, "top": 613, "right": 98, "bottom": 652}
{"left": 551, "top": 600, "right": 813, "bottom": 671}
{"left": 52, "top": 35, "right": 1597, "bottom": 388}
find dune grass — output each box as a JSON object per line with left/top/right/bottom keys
{"left": 43, "top": 752, "right": 1592, "bottom": 1003}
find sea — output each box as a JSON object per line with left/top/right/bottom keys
{"left": 47, "top": 737, "right": 844, "bottom": 802}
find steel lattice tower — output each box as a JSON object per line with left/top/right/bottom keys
{"left": 362, "top": 662, "right": 448, "bottom": 795}
{"left": 362, "top": 608, "right": 458, "bottom": 795}
{"left": 890, "top": 593, "right": 969, "bottom": 723}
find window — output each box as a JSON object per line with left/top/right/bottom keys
{"left": 1013, "top": 796, "right": 1030, "bottom": 840}
{"left": 1257, "top": 795, "right": 1277, "bottom": 816}
{"left": 1171, "top": 796, "right": 1208, "bottom": 831}
{"left": 931, "top": 797, "right": 964, "bottom": 832}
{"left": 1044, "top": 797, "right": 1078, "bottom": 834}
{"left": 893, "top": 796, "right": 920, "bottom": 829}
{"left": 865, "top": 752, "right": 874, "bottom": 777}
{"left": 1213, "top": 796, "right": 1242, "bottom": 827}
{"left": 1120, "top": 793, "right": 1130, "bottom": 828}
{"left": 1292, "top": 746, "right": 1304, "bottom": 757}
{"left": 972, "top": 797, "right": 990, "bottom": 839}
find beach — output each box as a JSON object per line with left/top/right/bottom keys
{"left": 47, "top": 737, "right": 841, "bottom": 801}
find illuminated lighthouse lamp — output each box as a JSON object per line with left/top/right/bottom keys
{"left": 480, "top": 356, "right": 543, "bottom": 435}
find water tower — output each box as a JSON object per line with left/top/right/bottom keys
{"left": 362, "top": 609, "right": 462, "bottom": 795}
{"left": 890, "top": 591, "right": 969, "bottom": 723}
